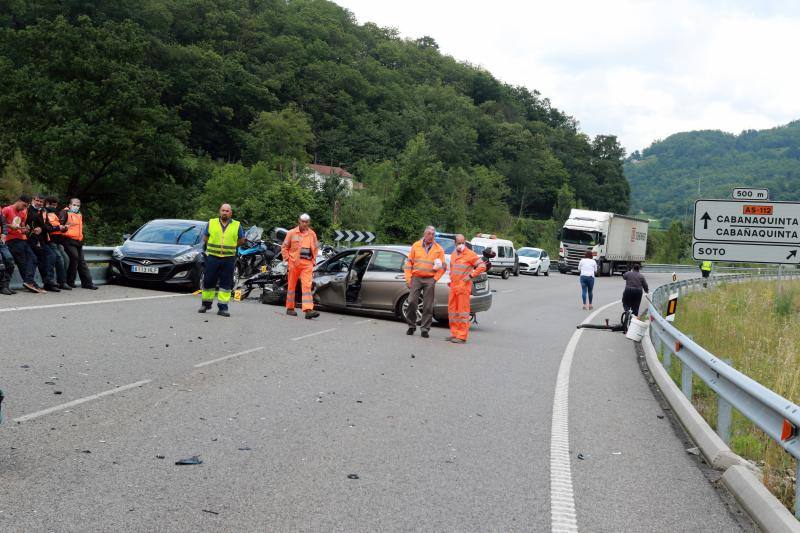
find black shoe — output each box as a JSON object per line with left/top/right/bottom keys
{"left": 0, "top": 286, "right": 12, "bottom": 296}
{"left": 198, "top": 306, "right": 210, "bottom": 313}
{"left": 82, "top": 285, "right": 99, "bottom": 290}
{"left": 406, "top": 327, "right": 415, "bottom": 336}
{"left": 421, "top": 331, "right": 429, "bottom": 339}
{"left": 58, "top": 284, "right": 72, "bottom": 291}
{"left": 217, "top": 310, "right": 230, "bottom": 317}
{"left": 286, "top": 309, "right": 297, "bottom": 316}
{"left": 304, "top": 310, "right": 320, "bottom": 319}
{"left": 45, "top": 284, "right": 61, "bottom": 292}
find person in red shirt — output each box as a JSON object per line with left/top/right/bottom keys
{"left": 2, "top": 194, "right": 43, "bottom": 293}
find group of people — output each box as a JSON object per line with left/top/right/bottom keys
{"left": 577, "top": 250, "right": 650, "bottom": 317}
{"left": 199, "top": 205, "right": 486, "bottom": 344}
{"left": 0, "top": 194, "right": 97, "bottom": 295}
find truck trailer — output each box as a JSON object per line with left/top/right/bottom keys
{"left": 557, "top": 209, "right": 648, "bottom": 275}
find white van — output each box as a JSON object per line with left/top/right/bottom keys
{"left": 470, "top": 234, "right": 516, "bottom": 279}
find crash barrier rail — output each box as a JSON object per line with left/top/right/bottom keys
{"left": 648, "top": 272, "right": 800, "bottom": 520}
{"left": 641, "top": 263, "right": 794, "bottom": 274}
{"left": 9, "top": 246, "right": 113, "bottom": 290}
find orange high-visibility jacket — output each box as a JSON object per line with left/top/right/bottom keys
{"left": 47, "top": 212, "right": 64, "bottom": 236}
{"left": 282, "top": 226, "right": 318, "bottom": 264}
{"left": 62, "top": 211, "right": 83, "bottom": 241}
{"left": 404, "top": 239, "right": 447, "bottom": 285}
{"left": 449, "top": 247, "right": 486, "bottom": 295}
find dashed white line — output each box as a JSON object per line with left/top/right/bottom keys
{"left": 550, "top": 300, "right": 620, "bottom": 533}
{"left": 194, "top": 347, "right": 265, "bottom": 368}
{"left": 0, "top": 293, "right": 188, "bottom": 314}
{"left": 354, "top": 319, "right": 373, "bottom": 325}
{"left": 14, "top": 380, "right": 152, "bottom": 423}
{"left": 291, "top": 328, "right": 337, "bottom": 341}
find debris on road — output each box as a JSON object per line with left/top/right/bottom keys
{"left": 347, "top": 474, "right": 360, "bottom": 479}
{"left": 175, "top": 456, "right": 203, "bottom": 465}
{"left": 201, "top": 509, "right": 219, "bottom": 515}
{"left": 54, "top": 391, "right": 62, "bottom": 395}
{"left": 238, "top": 447, "right": 252, "bottom": 451}
{"left": 156, "top": 455, "right": 165, "bottom": 459}
{"left": 611, "top": 452, "right": 622, "bottom": 455}
{"left": 657, "top": 414, "right": 665, "bottom": 419}
{"left": 686, "top": 447, "right": 700, "bottom": 456}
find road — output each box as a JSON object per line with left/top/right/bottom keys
{"left": 0, "top": 272, "right": 756, "bottom": 532}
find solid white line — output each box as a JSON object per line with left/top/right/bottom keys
{"left": 0, "top": 293, "right": 188, "bottom": 314}
{"left": 549, "top": 300, "right": 620, "bottom": 533}
{"left": 354, "top": 319, "right": 373, "bottom": 325}
{"left": 193, "top": 347, "right": 265, "bottom": 368}
{"left": 14, "top": 379, "right": 152, "bottom": 423}
{"left": 291, "top": 328, "right": 337, "bottom": 341}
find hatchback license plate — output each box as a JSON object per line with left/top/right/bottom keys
{"left": 131, "top": 265, "right": 159, "bottom": 274}
{"left": 474, "top": 281, "right": 487, "bottom": 291}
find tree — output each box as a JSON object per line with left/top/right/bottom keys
{"left": 245, "top": 106, "right": 314, "bottom": 171}
{"left": 552, "top": 183, "right": 576, "bottom": 225}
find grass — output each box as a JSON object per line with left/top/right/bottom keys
{"left": 671, "top": 279, "right": 799, "bottom": 513}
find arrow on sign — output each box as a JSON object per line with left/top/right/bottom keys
{"left": 354, "top": 230, "right": 364, "bottom": 243}
{"left": 787, "top": 250, "right": 797, "bottom": 261}
{"left": 365, "top": 232, "right": 375, "bottom": 243}
{"left": 334, "top": 230, "right": 344, "bottom": 241}
{"left": 700, "top": 212, "right": 711, "bottom": 230}
{"left": 345, "top": 230, "right": 354, "bottom": 242}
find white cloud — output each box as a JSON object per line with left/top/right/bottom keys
{"left": 335, "top": 0, "right": 800, "bottom": 151}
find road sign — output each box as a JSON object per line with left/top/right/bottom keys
{"left": 334, "top": 230, "right": 375, "bottom": 243}
{"left": 692, "top": 241, "right": 800, "bottom": 264}
{"left": 693, "top": 199, "right": 800, "bottom": 245}
{"left": 732, "top": 187, "right": 769, "bottom": 200}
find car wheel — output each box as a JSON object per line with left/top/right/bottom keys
{"left": 397, "top": 294, "right": 423, "bottom": 325}
{"left": 192, "top": 264, "right": 204, "bottom": 292}
{"left": 534, "top": 267, "right": 540, "bottom": 276}
{"left": 544, "top": 268, "right": 549, "bottom": 276}
{"left": 501, "top": 269, "right": 511, "bottom": 280}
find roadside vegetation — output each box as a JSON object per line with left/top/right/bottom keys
{"left": 671, "top": 279, "right": 799, "bottom": 512}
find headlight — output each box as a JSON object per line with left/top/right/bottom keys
{"left": 174, "top": 250, "right": 200, "bottom": 264}
{"left": 112, "top": 247, "right": 124, "bottom": 260}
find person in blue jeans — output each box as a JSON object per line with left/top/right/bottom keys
{"left": 577, "top": 250, "right": 597, "bottom": 310}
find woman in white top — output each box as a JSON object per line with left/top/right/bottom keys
{"left": 577, "top": 250, "right": 597, "bottom": 310}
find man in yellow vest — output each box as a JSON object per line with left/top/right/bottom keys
{"left": 199, "top": 203, "right": 244, "bottom": 317}
{"left": 700, "top": 260, "right": 712, "bottom": 287}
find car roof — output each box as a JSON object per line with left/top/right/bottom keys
{"left": 338, "top": 245, "right": 410, "bottom": 253}
{"left": 518, "top": 246, "right": 543, "bottom": 251}
{"left": 146, "top": 219, "right": 206, "bottom": 226}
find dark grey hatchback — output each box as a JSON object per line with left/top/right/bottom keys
{"left": 109, "top": 219, "right": 206, "bottom": 290}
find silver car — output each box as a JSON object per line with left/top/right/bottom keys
{"left": 313, "top": 245, "right": 492, "bottom": 322}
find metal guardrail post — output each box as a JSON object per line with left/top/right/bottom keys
{"left": 796, "top": 462, "right": 799, "bottom": 520}
{"left": 681, "top": 361, "right": 693, "bottom": 400}
{"left": 717, "top": 359, "right": 733, "bottom": 445}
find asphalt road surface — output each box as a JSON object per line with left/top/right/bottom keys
{"left": 0, "top": 272, "right": 756, "bottom": 532}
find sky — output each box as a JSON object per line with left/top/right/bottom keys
{"left": 334, "top": 0, "right": 800, "bottom": 153}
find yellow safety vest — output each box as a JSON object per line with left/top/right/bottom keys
{"left": 701, "top": 261, "right": 712, "bottom": 272}
{"left": 206, "top": 218, "right": 240, "bottom": 258}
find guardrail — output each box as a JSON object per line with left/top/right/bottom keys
{"left": 9, "top": 246, "right": 113, "bottom": 290}
{"left": 648, "top": 273, "right": 800, "bottom": 519}
{"left": 641, "top": 263, "right": 793, "bottom": 274}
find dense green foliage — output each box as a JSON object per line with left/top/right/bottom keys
{"left": 626, "top": 121, "right": 800, "bottom": 222}
{"left": 1, "top": 0, "right": 628, "bottom": 246}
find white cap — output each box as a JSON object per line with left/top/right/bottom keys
{"left": 299, "top": 213, "right": 310, "bottom": 221}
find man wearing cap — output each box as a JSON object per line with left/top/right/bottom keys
{"left": 199, "top": 203, "right": 245, "bottom": 317}
{"left": 282, "top": 213, "right": 320, "bottom": 319}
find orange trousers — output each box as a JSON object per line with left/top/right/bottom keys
{"left": 447, "top": 288, "right": 472, "bottom": 341}
{"left": 286, "top": 260, "right": 314, "bottom": 311}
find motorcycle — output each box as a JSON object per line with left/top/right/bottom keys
{"left": 234, "top": 226, "right": 276, "bottom": 285}
{"left": 236, "top": 227, "right": 289, "bottom": 300}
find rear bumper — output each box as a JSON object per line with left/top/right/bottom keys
{"left": 433, "top": 290, "right": 492, "bottom": 320}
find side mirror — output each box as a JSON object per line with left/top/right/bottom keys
{"left": 122, "top": 234, "right": 131, "bottom": 241}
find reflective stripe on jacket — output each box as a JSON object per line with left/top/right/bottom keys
{"left": 404, "top": 239, "right": 447, "bottom": 284}
{"left": 281, "top": 226, "right": 318, "bottom": 264}
{"left": 206, "top": 218, "right": 240, "bottom": 257}
{"left": 449, "top": 248, "right": 486, "bottom": 295}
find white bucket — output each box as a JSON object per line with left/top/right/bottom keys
{"left": 625, "top": 317, "right": 649, "bottom": 342}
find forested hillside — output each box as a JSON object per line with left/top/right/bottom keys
{"left": 626, "top": 121, "right": 800, "bottom": 222}
{"left": 0, "top": 0, "right": 628, "bottom": 245}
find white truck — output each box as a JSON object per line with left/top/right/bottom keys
{"left": 557, "top": 209, "right": 648, "bottom": 275}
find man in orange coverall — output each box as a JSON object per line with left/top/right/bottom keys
{"left": 446, "top": 234, "right": 486, "bottom": 343}
{"left": 282, "top": 213, "right": 320, "bottom": 319}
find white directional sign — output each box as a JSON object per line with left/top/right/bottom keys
{"left": 732, "top": 187, "right": 769, "bottom": 200}
{"left": 692, "top": 242, "right": 800, "bottom": 264}
{"left": 333, "top": 229, "right": 376, "bottom": 243}
{"left": 693, "top": 199, "right": 800, "bottom": 245}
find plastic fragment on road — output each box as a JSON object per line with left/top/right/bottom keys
{"left": 202, "top": 509, "right": 219, "bottom": 515}
{"left": 175, "top": 455, "right": 203, "bottom": 465}
{"left": 347, "top": 474, "right": 360, "bottom": 479}
{"left": 686, "top": 447, "right": 700, "bottom": 456}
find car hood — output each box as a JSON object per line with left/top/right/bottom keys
{"left": 121, "top": 241, "right": 197, "bottom": 259}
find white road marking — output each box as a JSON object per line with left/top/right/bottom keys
{"left": 550, "top": 300, "right": 620, "bottom": 533}
{"left": 194, "top": 347, "right": 265, "bottom": 368}
{"left": 291, "top": 328, "right": 337, "bottom": 341}
{"left": 354, "top": 319, "right": 373, "bottom": 325}
{"left": 0, "top": 293, "right": 188, "bottom": 314}
{"left": 14, "top": 380, "right": 152, "bottom": 423}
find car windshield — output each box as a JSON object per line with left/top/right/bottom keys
{"left": 561, "top": 228, "right": 598, "bottom": 246}
{"left": 133, "top": 222, "right": 203, "bottom": 245}
{"left": 519, "top": 249, "right": 541, "bottom": 258}
{"left": 435, "top": 237, "right": 456, "bottom": 254}
{"left": 471, "top": 244, "right": 485, "bottom": 254}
